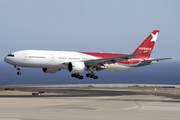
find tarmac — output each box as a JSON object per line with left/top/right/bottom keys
{"left": 0, "top": 84, "right": 180, "bottom": 120}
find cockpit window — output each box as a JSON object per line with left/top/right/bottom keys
{"left": 7, "top": 54, "right": 14, "bottom": 57}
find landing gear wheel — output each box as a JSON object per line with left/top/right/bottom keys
{"left": 86, "top": 73, "right": 91, "bottom": 77}
{"left": 93, "top": 75, "right": 98, "bottom": 79}
{"left": 71, "top": 74, "right": 76, "bottom": 77}
{"left": 75, "top": 75, "right": 78, "bottom": 78}
{"left": 78, "top": 76, "right": 83, "bottom": 79}
{"left": 17, "top": 72, "right": 21, "bottom": 75}
{"left": 89, "top": 74, "right": 93, "bottom": 78}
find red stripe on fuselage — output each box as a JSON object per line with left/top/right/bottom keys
{"left": 80, "top": 52, "right": 127, "bottom": 58}
{"left": 80, "top": 52, "right": 140, "bottom": 65}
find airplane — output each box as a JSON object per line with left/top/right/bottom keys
{"left": 4, "top": 30, "right": 172, "bottom": 79}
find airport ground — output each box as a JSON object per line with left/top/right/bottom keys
{"left": 0, "top": 84, "right": 180, "bottom": 120}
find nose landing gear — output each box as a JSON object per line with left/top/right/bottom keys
{"left": 15, "top": 66, "right": 21, "bottom": 75}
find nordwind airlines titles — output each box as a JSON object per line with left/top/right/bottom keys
{"left": 4, "top": 30, "right": 173, "bottom": 79}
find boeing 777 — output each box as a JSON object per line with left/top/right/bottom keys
{"left": 4, "top": 30, "right": 172, "bottom": 79}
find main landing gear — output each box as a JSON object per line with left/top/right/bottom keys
{"left": 71, "top": 73, "right": 84, "bottom": 79}
{"left": 71, "top": 72, "right": 98, "bottom": 80}
{"left": 86, "top": 73, "right": 98, "bottom": 79}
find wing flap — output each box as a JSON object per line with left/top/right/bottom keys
{"left": 144, "top": 58, "right": 174, "bottom": 62}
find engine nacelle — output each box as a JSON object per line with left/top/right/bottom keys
{"left": 68, "top": 62, "right": 85, "bottom": 73}
{"left": 42, "top": 68, "right": 60, "bottom": 73}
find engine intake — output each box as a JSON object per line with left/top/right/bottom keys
{"left": 68, "top": 62, "right": 85, "bottom": 73}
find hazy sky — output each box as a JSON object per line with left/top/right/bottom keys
{"left": 0, "top": 0, "right": 180, "bottom": 61}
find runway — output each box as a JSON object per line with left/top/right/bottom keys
{"left": 0, "top": 84, "right": 180, "bottom": 120}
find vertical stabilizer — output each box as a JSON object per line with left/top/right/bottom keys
{"left": 133, "top": 30, "right": 159, "bottom": 58}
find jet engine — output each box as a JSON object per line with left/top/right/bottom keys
{"left": 42, "top": 68, "right": 60, "bottom": 73}
{"left": 68, "top": 62, "right": 85, "bottom": 73}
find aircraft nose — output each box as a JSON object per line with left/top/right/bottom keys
{"left": 4, "top": 56, "right": 10, "bottom": 63}
{"left": 4, "top": 54, "right": 15, "bottom": 64}
{"left": 4, "top": 56, "right": 8, "bottom": 63}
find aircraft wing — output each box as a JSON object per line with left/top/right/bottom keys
{"left": 85, "top": 52, "right": 150, "bottom": 66}
{"left": 143, "top": 58, "right": 174, "bottom": 62}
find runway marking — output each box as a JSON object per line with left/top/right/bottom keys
{"left": 121, "top": 93, "right": 141, "bottom": 110}
{"left": 142, "top": 90, "right": 163, "bottom": 99}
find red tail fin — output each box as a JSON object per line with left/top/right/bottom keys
{"left": 133, "top": 30, "right": 159, "bottom": 58}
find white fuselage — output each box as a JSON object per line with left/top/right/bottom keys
{"left": 4, "top": 50, "right": 132, "bottom": 71}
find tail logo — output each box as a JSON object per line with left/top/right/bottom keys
{"left": 151, "top": 32, "right": 158, "bottom": 42}
{"left": 139, "top": 47, "right": 152, "bottom": 51}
